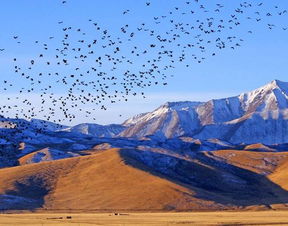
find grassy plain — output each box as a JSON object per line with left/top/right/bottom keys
{"left": 0, "top": 211, "right": 288, "bottom": 226}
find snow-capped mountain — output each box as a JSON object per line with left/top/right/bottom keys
{"left": 120, "top": 80, "right": 288, "bottom": 144}
{"left": 64, "top": 123, "right": 125, "bottom": 137}
{"left": 121, "top": 101, "right": 203, "bottom": 138}
{"left": 0, "top": 80, "right": 288, "bottom": 146}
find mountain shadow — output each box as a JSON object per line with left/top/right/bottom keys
{"left": 119, "top": 148, "right": 288, "bottom": 208}
{"left": 1, "top": 177, "right": 50, "bottom": 211}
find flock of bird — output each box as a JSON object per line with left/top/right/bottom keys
{"left": 0, "top": 0, "right": 287, "bottom": 140}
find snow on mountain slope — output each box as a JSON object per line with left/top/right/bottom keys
{"left": 120, "top": 80, "right": 288, "bottom": 144}
{"left": 65, "top": 123, "right": 125, "bottom": 137}
{"left": 29, "top": 119, "right": 68, "bottom": 131}
{"left": 120, "top": 101, "right": 203, "bottom": 138}
{"left": 239, "top": 80, "right": 288, "bottom": 114}
{"left": 18, "top": 148, "right": 79, "bottom": 165}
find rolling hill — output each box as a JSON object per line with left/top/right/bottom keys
{"left": 1, "top": 147, "right": 288, "bottom": 211}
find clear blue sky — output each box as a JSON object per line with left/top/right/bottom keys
{"left": 0, "top": 0, "right": 287, "bottom": 125}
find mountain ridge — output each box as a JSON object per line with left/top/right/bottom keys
{"left": 118, "top": 80, "right": 288, "bottom": 144}
{"left": 0, "top": 80, "right": 287, "bottom": 144}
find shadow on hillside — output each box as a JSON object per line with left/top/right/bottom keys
{"left": 119, "top": 148, "right": 288, "bottom": 208}
{"left": 2, "top": 177, "right": 49, "bottom": 211}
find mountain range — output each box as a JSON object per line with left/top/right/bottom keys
{"left": 67, "top": 79, "right": 288, "bottom": 144}
{"left": 1, "top": 80, "right": 288, "bottom": 212}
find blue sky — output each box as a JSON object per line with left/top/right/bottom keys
{"left": 0, "top": 0, "right": 288, "bottom": 125}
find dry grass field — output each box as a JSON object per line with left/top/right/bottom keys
{"left": 0, "top": 211, "right": 288, "bottom": 226}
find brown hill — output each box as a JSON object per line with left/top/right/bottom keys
{"left": 244, "top": 143, "right": 276, "bottom": 152}
{"left": 0, "top": 149, "right": 223, "bottom": 211}
{"left": 269, "top": 158, "right": 288, "bottom": 191}
{"left": 0, "top": 148, "right": 288, "bottom": 211}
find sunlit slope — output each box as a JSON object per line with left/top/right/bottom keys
{"left": 0, "top": 149, "right": 222, "bottom": 211}
{"left": 269, "top": 157, "right": 288, "bottom": 191}
{"left": 205, "top": 150, "right": 288, "bottom": 174}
